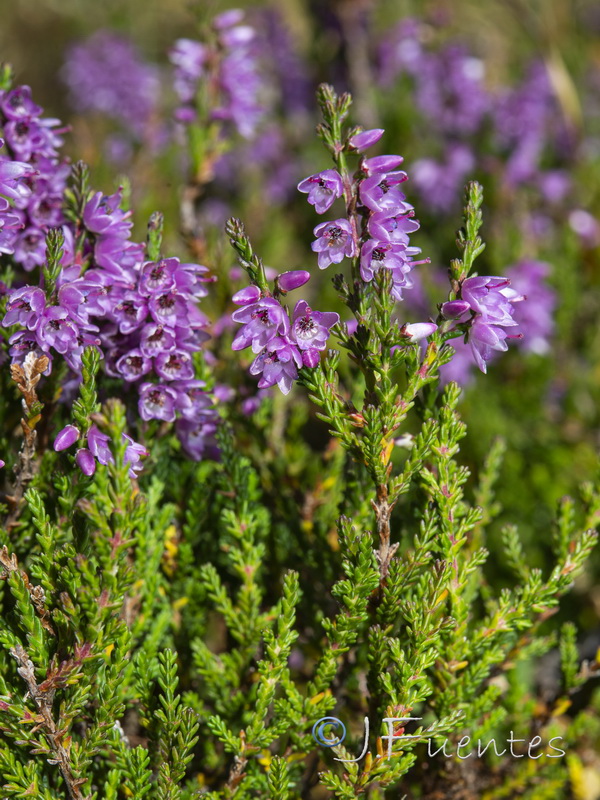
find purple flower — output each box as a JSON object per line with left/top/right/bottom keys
{"left": 0, "top": 87, "right": 68, "bottom": 269}
{"left": 139, "top": 258, "right": 177, "bottom": 295}
{"left": 311, "top": 219, "right": 356, "bottom": 270}
{"left": 147, "top": 289, "right": 190, "bottom": 329}
{"left": 467, "top": 317, "right": 513, "bottom": 373}
{"left": 277, "top": 270, "right": 310, "bottom": 292}
{"left": 83, "top": 189, "right": 131, "bottom": 235}
{"left": 176, "top": 417, "right": 219, "bottom": 461}
{"left": 1, "top": 87, "right": 43, "bottom": 121}
{"left": 140, "top": 323, "right": 176, "bottom": 357}
{"left": 232, "top": 285, "right": 261, "bottom": 305}
{"left": 155, "top": 350, "right": 195, "bottom": 381}
{"left": 360, "top": 239, "right": 416, "bottom": 283}
{"left": 0, "top": 153, "right": 37, "bottom": 200}
{"left": 139, "top": 382, "right": 178, "bottom": 421}
{"left": 123, "top": 434, "right": 148, "bottom": 478}
{"left": 110, "top": 291, "right": 147, "bottom": 334}
{"left": 359, "top": 171, "right": 410, "bottom": 214}
{"left": 349, "top": 128, "right": 384, "bottom": 152}
{"left": 2, "top": 286, "right": 45, "bottom": 329}
{"left": 54, "top": 424, "right": 80, "bottom": 451}
{"left": 116, "top": 349, "right": 153, "bottom": 381}
{"left": 368, "top": 211, "right": 420, "bottom": 244}
{"left": 249, "top": 336, "right": 302, "bottom": 394}
{"left": 13, "top": 228, "right": 47, "bottom": 271}
{"left": 87, "top": 425, "right": 114, "bottom": 466}
{"left": 231, "top": 297, "right": 290, "bottom": 353}
{"left": 37, "top": 307, "right": 80, "bottom": 354}
{"left": 297, "top": 169, "right": 344, "bottom": 214}
{"left": 460, "top": 276, "right": 522, "bottom": 326}
{"left": 300, "top": 349, "right": 319, "bottom": 368}
{"left": 170, "top": 39, "right": 207, "bottom": 103}
{"left": 76, "top": 448, "right": 96, "bottom": 476}
{"left": 362, "top": 155, "right": 404, "bottom": 176}
{"left": 441, "top": 300, "right": 471, "bottom": 319}
{"left": 290, "top": 300, "right": 339, "bottom": 351}
{"left": 173, "top": 379, "right": 213, "bottom": 419}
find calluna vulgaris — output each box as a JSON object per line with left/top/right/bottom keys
{"left": 0, "top": 37, "right": 598, "bottom": 800}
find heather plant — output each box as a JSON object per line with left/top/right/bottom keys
{"left": 0, "top": 46, "right": 599, "bottom": 799}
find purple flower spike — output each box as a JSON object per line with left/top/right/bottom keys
{"left": 249, "top": 336, "right": 302, "bottom": 394}
{"left": 278, "top": 270, "right": 310, "bottom": 292}
{"left": 290, "top": 300, "right": 339, "bottom": 351}
{"left": 54, "top": 424, "right": 80, "bottom": 451}
{"left": 311, "top": 219, "right": 356, "bottom": 270}
{"left": 232, "top": 285, "right": 261, "bottom": 305}
{"left": 349, "top": 128, "right": 384, "bottom": 152}
{"left": 76, "top": 448, "right": 96, "bottom": 476}
{"left": 441, "top": 300, "right": 471, "bottom": 319}
{"left": 297, "top": 169, "right": 344, "bottom": 214}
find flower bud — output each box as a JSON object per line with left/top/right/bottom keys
{"left": 302, "top": 348, "right": 320, "bottom": 368}
{"left": 54, "top": 424, "right": 80, "bottom": 452}
{"left": 441, "top": 300, "right": 470, "bottom": 319}
{"left": 363, "top": 155, "right": 404, "bottom": 175}
{"left": 403, "top": 322, "right": 438, "bottom": 341}
{"left": 349, "top": 128, "right": 384, "bottom": 152}
{"left": 75, "top": 448, "right": 96, "bottom": 476}
{"left": 278, "top": 270, "right": 310, "bottom": 292}
{"left": 232, "top": 285, "right": 261, "bottom": 305}
{"left": 213, "top": 9, "right": 245, "bottom": 28}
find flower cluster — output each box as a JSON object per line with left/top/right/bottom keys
{"left": 442, "top": 276, "right": 523, "bottom": 374}
{"left": 231, "top": 271, "right": 339, "bottom": 394}
{"left": 1, "top": 82, "right": 218, "bottom": 464}
{"left": 0, "top": 86, "right": 69, "bottom": 270}
{"left": 61, "top": 30, "right": 161, "bottom": 161}
{"left": 170, "top": 9, "right": 265, "bottom": 138}
{"left": 54, "top": 423, "right": 147, "bottom": 478}
{"left": 302, "top": 129, "right": 427, "bottom": 302}
{"left": 80, "top": 191, "right": 219, "bottom": 458}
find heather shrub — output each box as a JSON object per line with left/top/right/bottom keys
{"left": 0, "top": 3, "right": 600, "bottom": 798}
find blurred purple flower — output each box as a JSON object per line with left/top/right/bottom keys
{"left": 61, "top": 31, "right": 160, "bottom": 140}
